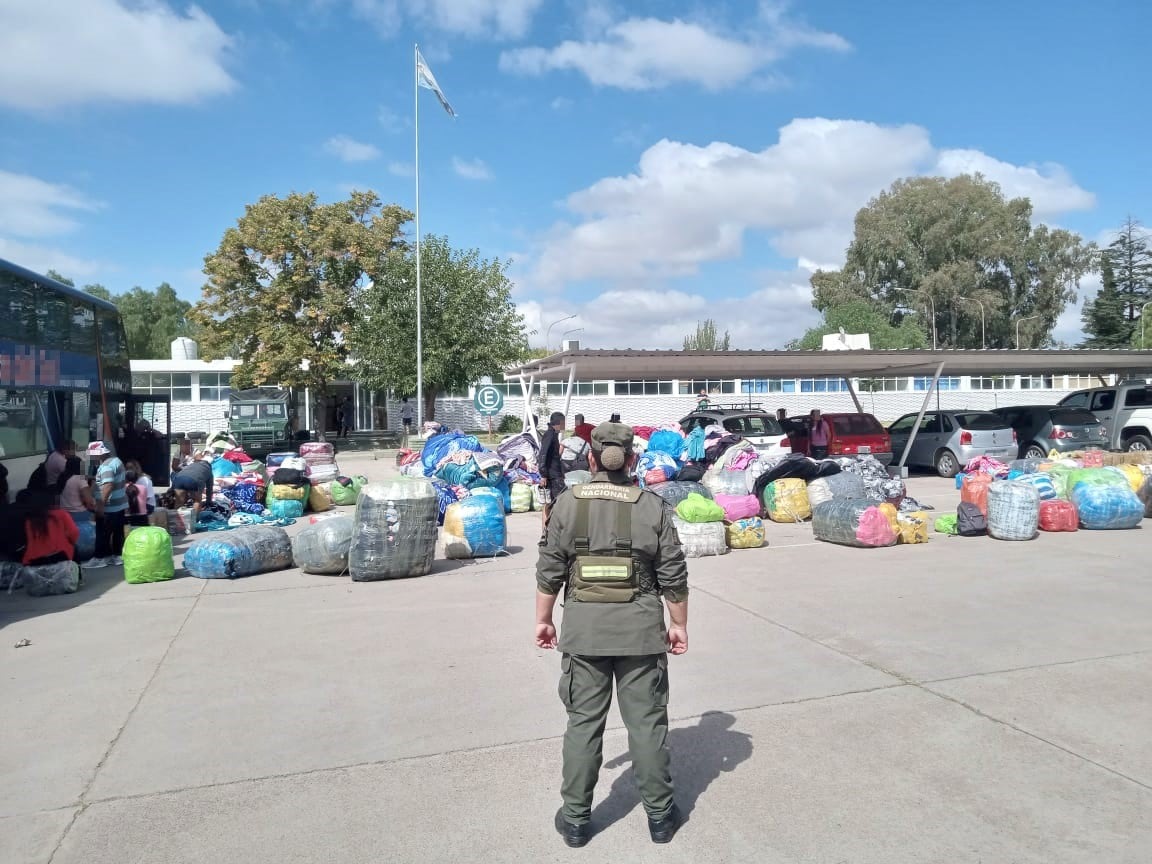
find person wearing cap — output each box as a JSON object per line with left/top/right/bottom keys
{"left": 538, "top": 411, "right": 568, "bottom": 504}
{"left": 535, "top": 421, "right": 690, "bottom": 848}
{"left": 87, "top": 442, "right": 128, "bottom": 569}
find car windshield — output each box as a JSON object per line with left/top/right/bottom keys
{"left": 722, "top": 415, "right": 782, "bottom": 436}
{"left": 830, "top": 414, "right": 884, "bottom": 435}
{"left": 1049, "top": 408, "right": 1098, "bottom": 426}
{"left": 953, "top": 412, "right": 1008, "bottom": 430}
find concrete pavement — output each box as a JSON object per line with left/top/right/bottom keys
{"left": 2, "top": 455, "right": 1150, "bottom": 863}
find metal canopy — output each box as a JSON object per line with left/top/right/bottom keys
{"left": 507, "top": 348, "right": 1152, "bottom": 382}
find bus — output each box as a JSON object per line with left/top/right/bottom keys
{"left": 0, "top": 258, "right": 170, "bottom": 499}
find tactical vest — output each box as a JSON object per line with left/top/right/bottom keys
{"left": 569, "top": 483, "right": 645, "bottom": 603}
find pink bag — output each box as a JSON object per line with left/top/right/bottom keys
{"left": 713, "top": 494, "right": 761, "bottom": 522}
{"left": 854, "top": 507, "right": 898, "bottom": 547}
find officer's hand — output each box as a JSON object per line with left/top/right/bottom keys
{"left": 667, "top": 626, "right": 688, "bottom": 655}
{"left": 535, "top": 622, "right": 557, "bottom": 650}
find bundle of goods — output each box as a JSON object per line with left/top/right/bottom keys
{"left": 1140, "top": 476, "right": 1152, "bottom": 518}
{"left": 752, "top": 453, "right": 836, "bottom": 497}
{"left": 1112, "top": 464, "right": 1146, "bottom": 494}
{"left": 221, "top": 483, "right": 266, "bottom": 515}
{"left": 1008, "top": 458, "right": 1045, "bottom": 475}
{"left": 122, "top": 527, "right": 175, "bottom": 584}
{"left": 265, "top": 480, "right": 308, "bottom": 520}
{"left": 1071, "top": 483, "right": 1144, "bottom": 530}
{"left": 806, "top": 472, "right": 867, "bottom": 511}
{"left": 677, "top": 463, "right": 707, "bottom": 483}
{"left": 349, "top": 479, "right": 439, "bottom": 580}
{"left": 934, "top": 514, "right": 958, "bottom": 535}
{"left": 960, "top": 473, "right": 993, "bottom": 516}
{"left": 496, "top": 432, "right": 539, "bottom": 468}
{"left": 0, "top": 561, "right": 23, "bottom": 592}
{"left": 748, "top": 454, "right": 787, "bottom": 488}
{"left": 212, "top": 457, "right": 241, "bottom": 480}
{"left": 811, "top": 500, "right": 897, "bottom": 548}
{"left": 75, "top": 520, "right": 96, "bottom": 561}
{"left": 22, "top": 560, "right": 81, "bottom": 596}
{"left": 644, "top": 481, "right": 711, "bottom": 514}
{"left": 265, "top": 452, "right": 297, "bottom": 470}
{"left": 308, "top": 484, "right": 334, "bottom": 513}
{"left": 986, "top": 481, "right": 1040, "bottom": 541}
{"left": 421, "top": 431, "right": 485, "bottom": 477}
{"left": 509, "top": 482, "right": 535, "bottom": 513}
{"left": 762, "top": 478, "right": 811, "bottom": 523}
{"left": 442, "top": 494, "right": 507, "bottom": 558}
{"left": 184, "top": 527, "right": 293, "bottom": 579}
{"left": 1039, "top": 499, "right": 1078, "bottom": 532}
{"left": 683, "top": 427, "right": 707, "bottom": 462}
{"left": 895, "top": 510, "right": 929, "bottom": 544}
{"left": 560, "top": 436, "right": 590, "bottom": 473}
{"left": 291, "top": 516, "right": 355, "bottom": 575}
{"left": 646, "top": 430, "right": 686, "bottom": 462}
{"left": 671, "top": 517, "right": 729, "bottom": 558}
{"left": 963, "top": 455, "right": 1010, "bottom": 479}
{"left": 1045, "top": 465, "right": 1075, "bottom": 500}
{"left": 637, "top": 451, "right": 679, "bottom": 488}
{"left": 431, "top": 479, "right": 459, "bottom": 525}
{"left": 564, "top": 470, "right": 593, "bottom": 486}
{"left": 300, "top": 442, "right": 340, "bottom": 485}
{"left": 221, "top": 448, "right": 251, "bottom": 464}
{"left": 1014, "top": 472, "right": 1057, "bottom": 501}
{"left": 713, "top": 494, "right": 760, "bottom": 522}
{"left": 206, "top": 431, "right": 238, "bottom": 453}
{"left": 1081, "top": 449, "right": 1105, "bottom": 468}
{"left": 329, "top": 475, "right": 367, "bottom": 507}
{"left": 956, "top": 502, "right": 988, "bottom": 537}
{"left": 703, "top": 468, "right": 749, "bottom": 497}
{"left": 726, "top": 517, "right": 766, "bottom": 549}
{"left": 674, "top": 493, "right": 725, "bottom": 524}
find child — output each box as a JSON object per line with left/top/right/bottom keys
{"left": 125, "top": 469, "right": 151, "bottom": 528}
{"left": 125, "top": 460, "right": 156, "bottom": 514}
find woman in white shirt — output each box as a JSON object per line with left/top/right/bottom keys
{"left": 125, "top": 460, "right": 157, "bottom": 514}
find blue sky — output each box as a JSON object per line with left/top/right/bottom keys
{"left": 2, "top": 0, "right": 1149, "bottom": 349}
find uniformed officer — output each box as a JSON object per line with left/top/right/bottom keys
{"left": 535, "top": 422, "right": 689, "bottom": 848}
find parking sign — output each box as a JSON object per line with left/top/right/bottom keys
{"left": 474, "top": 385, "right": 504, "bottom": 416}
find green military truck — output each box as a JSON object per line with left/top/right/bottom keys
{"left": 226, "top": 387, "right": 297, "bottom": 458}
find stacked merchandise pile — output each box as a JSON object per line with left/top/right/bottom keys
{"left": 301, "top": 442, "right": 341, "bottom": 486}
{"left": 672, "top": 493, "right": 728, "bottom": 558}
{"left": 267, "top": 462, "right": 310, "bottom": 520}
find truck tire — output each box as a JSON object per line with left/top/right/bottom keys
{"left": 1123, "top": 434, "right": 1152, "bottom": 452}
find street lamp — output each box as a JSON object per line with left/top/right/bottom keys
{"left": 544, "top": 314, "right": 576, "bottom": 352}
{"left": 561, "top": 327, "right": 584, "bottom": 346}
{"left": 895, "top": 287, "right": 937, "bottom": 349}
{"left": 955, "top": 295, "right": 986, "bottom": 349}
{"left": 1140, "top": 300, "right": 1152, "bottom": 349}
{"left": 1015, "top": 314, "right": 1041, "bottom": 349}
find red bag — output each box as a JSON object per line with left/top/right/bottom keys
{"left": 961, "top": 473, "right": 993, "bottom": 516}
{"left": 1039, "top": 499, "right": 1078, "bottom": 532}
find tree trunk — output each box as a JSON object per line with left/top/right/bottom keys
{"left": 314, "top": 383, "right": 327, "bottom": 442}
{"left": 423, "top": 389, "right": 438, "bottom": 424}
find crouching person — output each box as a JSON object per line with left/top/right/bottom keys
{"left": 21, "top": 489, "right": 81, "bottom": 596}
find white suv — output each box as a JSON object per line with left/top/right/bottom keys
{"left": 1058, "top": 382, "right": 1152, "bottom": 451}
{"left": 679, "top": 406, "right": 792, "bottom": 455}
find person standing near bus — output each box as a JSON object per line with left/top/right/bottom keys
{"left": 88, "top": 442, "right": 128, "bottom": 568}
{"left": 808, "top": 409, "right": 832, "bottom": 460}
{"left": 45, "top": 439, "right": 75, "bottom": 488}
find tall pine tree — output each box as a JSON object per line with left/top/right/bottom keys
{"left": 1107, "top": 217, "right": 1152, "bottom": 322}
{"left": 1081, "top": 255, "right": 1133, "bottom": 347}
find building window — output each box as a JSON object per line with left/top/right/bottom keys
{"left": 970, "top": 375, "right": 1015, "bottom": 391}
{"left": 857, "top": 377, "right": 908, "bottom": 393}
{"left": 913, "top": 376, "right": 961, "bottom": 391}
{"left": 575, "top": 381, "right": 610, "bottom": 396}
{"left": 679, "top": 379, "right": 736, "bottom": 395}
{"left": 132, "top": 372, "right": 193, "bottom": 401}
{"left": 199, "top": 372, "right": 232, "bottom": 401}
{"left": 618, "top": 380, "right": 674, "bottom": 396}
{"left": 741, "top": 378, "right": 797, "bottom": 394}
{"left": 1020, "top": 375, "right": 1054, "bottom": 390}
{"left": 799, "top": 377, "right": 847, "bottom": 393}
{"left": 1063, "top": 374, "right": 1096, "bottom": 389}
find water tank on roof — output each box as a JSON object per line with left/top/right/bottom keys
{"left": 171, "top": 337, "right": 199, "bottom": 360}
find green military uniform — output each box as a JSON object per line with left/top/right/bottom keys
{"left": 537, "top": 456, "right": 689, "bottom": 827}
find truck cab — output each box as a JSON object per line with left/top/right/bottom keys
{"left": 1057, "top": 382, "right": 1152, "bottom": 452}
{"left": 226, "top": 387, "right": 296, "bottom": 458}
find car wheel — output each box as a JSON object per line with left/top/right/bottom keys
{"left": 934, "top": 449, "right": 959, "bottom": 478}
{"left": 1023, "top": 444, "right": 1048, "bottom": 460}
{"left": 1124, "top": 434, "right": 1152, "bottom": 452}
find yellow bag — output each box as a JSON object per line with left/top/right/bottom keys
{"left": 725, "top": 517, "right": 765, "bottom": 549}
{"left": 308, "top": 484, "right": 333, "bottom": 513}
{"left": 763, "top": 478, "right": 811, "bottom": 523}
{"left": 878, "top": 503, "right": 900, "bottom": 534}
{"left": 267, "top": 483, "right": 308, "bottom": 502}
{"left": 1115, "top": 464, "right": 1145, "bottom": 494}
{"left": 895, "top": 510, "right": 929, "bottom": 544}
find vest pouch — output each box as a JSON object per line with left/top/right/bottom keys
{"left": 571, "top": 555, "right": 636, "bottom": 603}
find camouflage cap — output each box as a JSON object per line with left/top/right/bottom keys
{"left": 591, "top": 422, "right": 634, "bottom": 471}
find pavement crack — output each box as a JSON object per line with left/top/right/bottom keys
{"left": 919, "top": 648, "right": 1152, "bottom": 685}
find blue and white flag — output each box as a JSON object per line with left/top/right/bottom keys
{"left": 416, "top": 48, "right": 456, "bottom": 117}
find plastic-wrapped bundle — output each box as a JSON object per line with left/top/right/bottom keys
{"left": 0, "top": 561, "right": 23, "bottom": 591}
{"left": 23, "top": 560, "right": 80, "bottom": 596}
{"left": 442, "top": 495, "right": 507, "bottom": 558}
{"left": 1140, "top": 477, "right": 1152, "bottom": 518}
{"left": 725, "top": 517, "right": 765, "bottom": 549}
{"left": 1046, "top": 465, "right": 1074, "bottom": 499}
{"left": 75, "top": 520, "right": 96, "bottom": 561}
{"left": 637, "top": 451, "right": 679, "bottom": 488}
{"left": 1016, "top": 472, "right": 1057, "bottom": 501}
{"left": 961, "top": 473, "right": 993, "bottom": 515}
{"left": 212, "top": 458, "right": 241, "bottom": 479}
{"left": 436, "top": 458, "right": 478, "bottom": 488}
{"left": 1114, "top": 464, "right": 1146, "bottom": 494}
{"left": 672, "top": 517, "right": 729, "bottom": 558}
{"left": 674, "top": 493, "right": 725, "bottom": 523}
{"left": 1072, "top": 484, "right": 1144, "bottom": 530}
{"left": 645, "top": 481, "right": 711, "bottom": 515}
{"left": 896, "top": 511, "right": 929, "bottom": 544}
{"left": 509, "top": 483, "right": 534, "bottom": 513}
{"left": 267, "top": 483, "right": 308, "bottom": 502}
{"left": 1066, "top": 468, "right": 1129, "bottom": 498}
{"left": 1039, "top": 499, "right": 1078, "bottom": 532}
{"left": 330, "top": 478, "right": 359, "bottom": 506}
{"left": 496, "top": 433, "right": 539, "bottom": 467}
{"left": 299, "top": 441, "right": 335, "bottom": 461}
{"left": 223, "top": 483, "right": 265, "bottom": 515}
{"left": 806, "top": 473, "right": 867, "bottom": 510}
{"left": 1082, "top": 449, "right": 1105, "bottom": 468}
{"left": 292, "top": 516, "right": 354, "bottom": 574}
{"left": 713, "top": 494, "right": 760, "bottom": 522}
{"left": 704, "top": 469, "right": 749, "bottom": 497}
{"left": 565, "top": 470, "right": 592, "bottom": 485}
{"left": 184, "top": 527, "right": 293, "bottom": 579}
{"left": 279, "top": 456, "right": 308, "bottom": 473}
{"left": 265, "top": 499, "right": 302, "bottom": 520}
{"left": 560, "top": 436, "right": 590, "bottom": 471}
{"left": 308, "top": 484, "right": 333, "bottom": 513}
{"left": 1008, "top": 458, "right": 1044, "bottom": 475}
{"left": 308, "top": 464, "right": 341, "bottom": 485}
{"left": 349, "top": 479, "right": 439, "bottom": 580}
{"left": 122, "top": 527, "right": 175, "bottom": 583}
{"left": 421, "top": 432, "right": 484, "bottom": 476}
{"left": 934, "top": 514, "right": 958, "bottom": 535}
{"left": 986, "top": 481, "right": 1040, "bottom": 541}
{"left": 265, "top": 452, "right": 297, "bottom": 469}
{"left": 877, "top": 477, "right": 906, "bottom": 505}
{"left": 431, "top": 479, "right": 458, "bottom": 525}
{"left": 812, "top": 500, "right": 898, "bottom": 548}
{"left": 763, "top": 478, "right": 811, "bottom": 523}
{"left": 646, "top": 430, "right": 685, "bottom": 460}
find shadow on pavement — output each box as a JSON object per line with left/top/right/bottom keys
{"left": 593, "top": 711, "right": 753, "bottom": 830}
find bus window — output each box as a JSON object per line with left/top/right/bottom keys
{"left": 71, "top": 302, "right": 97, "bottom": 354}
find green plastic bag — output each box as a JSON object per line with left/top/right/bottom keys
{"left": 330, "top": 479, "right": 359, "bottom": 506}
{"left": 1066, "top": 468, "right": 1128, "bottom": 498}
{"left": 351, "top": 475, "right": 368, "bottom": 494}
{"left": 675, "top": 493, "right": 725, "bottom": 523}
{"left": 934, "top": 514, "right": 958, "bottom": 535}
{"left": 122, "top": 526, "right": 175, "bottom": 584}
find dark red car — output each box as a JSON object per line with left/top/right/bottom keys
{"left": 786, "top": 413, "right": 893, "bottom": 464}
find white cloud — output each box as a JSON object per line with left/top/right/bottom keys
{"left": 452, "top": 157, "right": 493, "bottom": 181}
{"left": 933, "top": 150, "right": 1096, "bottom": 219}
{"left": 499, "top": 5, "right": 849, "bottom": 91}
{"left": 388, "top": 161, "right": 415, "bottom": 178}
{"left": 323, "top": 135, "right": 382, "bottom": 163}
{"left": 0, "top": 0, "right": 235, "bottom": 110}
{"left": 0, "top": 238, "right": 105, "bottom": 280}
{"left": 0, "top": 171, "right": 101, "bottom": 239}
{"left": 338, "top": 0, "right": 542, "bottom": 39}
{"left": 378, "top": 106, "right": 410, "bottom": 133}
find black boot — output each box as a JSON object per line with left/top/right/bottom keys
{"left": 555, "top": 809, "right": 590, "bottom": 848}
{"left": 648, "top": 804, "right": 681, "bottom": 844}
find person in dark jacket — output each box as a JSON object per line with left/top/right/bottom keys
{"left": 538, "top": 412, "right": 568, "bottom": 504}
{"left": 171, "top": 451, "right": 215, "bottom": 524}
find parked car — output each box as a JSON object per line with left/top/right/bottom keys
{"left": 1057, "top": 382, "right": 1152, "bottom": 451}
{"left": 991, "top": 405, "right": 1108, "bottom": 459}
{"left": 680, "top": 405, "right": 791, "bottom": 455}
{"left": 787, "top": 412, "right": 893, "bottom": 465}
{"left": 887, "top": 410, "right": 1016, "bottom": 477}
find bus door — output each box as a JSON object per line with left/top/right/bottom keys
{"left": 119, "top": 395, "right": 172, "bottom": 486}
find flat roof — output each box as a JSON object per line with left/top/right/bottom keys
{"left": 507, "top": 348, "right": 1152, "bottom": 381}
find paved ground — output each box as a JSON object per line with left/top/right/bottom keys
{"left": 2, "top": 454, "right": 1151, "bottom": 863}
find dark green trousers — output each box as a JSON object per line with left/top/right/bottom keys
{"left": 558, "top": 653, "right": 673, "bottom": 824}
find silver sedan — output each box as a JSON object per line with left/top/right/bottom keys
{"left": 888, "top": 410, "right": 1017, "bottom": 477}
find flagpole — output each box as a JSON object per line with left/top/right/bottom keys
{"left": 413, "top": 42, "right": 424, "bottom": 432}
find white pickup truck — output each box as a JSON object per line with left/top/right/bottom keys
{"left": 1057, "top": 382, "right": 1152, "bottom": 451}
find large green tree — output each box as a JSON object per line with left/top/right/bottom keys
{"left": 683, "top": 319, "right": 731, "bottom": 351}
{"left": 1081, "top": 255, "right": 1133, "bottom": 348}
{"left": 351, "top": 234, "right": 528, "bottom": 420}
{"left": 1107, "top": 217, "right": 1152, "bottom": 323}
{"left": 787, "top": 301, "right": 928, "bottom": 350}
{"left": 193, "top": 191, "right": 411, "bottom": 434}
{"left": 811, "top": 174, "right": 1096, "bottom": 349}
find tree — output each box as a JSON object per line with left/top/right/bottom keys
{"left": 787, "top": 301, "right": 928, "bottom": 350}
{"left": 683, "top": 319, "right": 731, "bottom": 351}
{"left": 193, "top": 191, "right": 411, "bottom": 437}
{"left": 83, "top": 284, "right": 113, "bottom": 301}
{"left": 116, "top": 283, "right": 196, "bottom": 359}
{"left": 810, "top": 174, "right": 1096, "bottom": 349}
{"left": 46, "top": 269, "right": 74, "bottom": 286}
{"left": 351, "top": 234, "right": 529, "bottom": 421}
{"left": 1081, "top": 255, "right": 1133, "bottom": 348}
{"left": 1107, "top": 217, "right": 1152, "bottom": 322}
